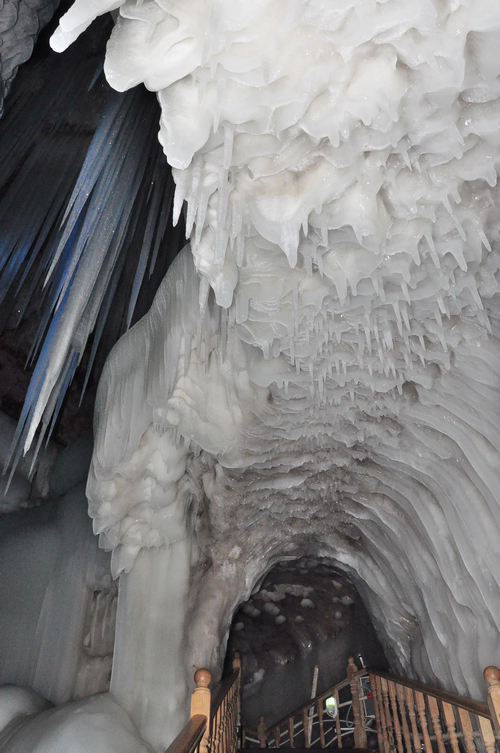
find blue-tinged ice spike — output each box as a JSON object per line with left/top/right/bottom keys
{"left": 0, "top": 13, "right": 183, "bottom": 471}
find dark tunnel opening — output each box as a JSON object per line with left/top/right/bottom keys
{"left": 225, "top": 558, "right": 389, "bottom": 730}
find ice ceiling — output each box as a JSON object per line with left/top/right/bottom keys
{"left": 2, "top": 0, "right": 500, "bottom": 751}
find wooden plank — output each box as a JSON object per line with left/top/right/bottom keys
{"left": 370, "top": 674, "right": 385, "bottom": 753}
{"left": 303, "top": 709, "right": 310, "bottom": 748}
{"left": 275, "top": 724, "right": 281, "bottom": 748}
{"left": 335, "top": 689, "right": 342, "bottom": 749}
{"left": 317, "top": 700, "right": 325, "bottom": 748}
{"left": 427, "top": 696, "right": 446, "bottom": 753}
{"left": 442, "top": 702, "right": 460, "bottom": 753}
{"left": 374, "top": 675, "right": 390, "bottom": 753}
{"left": 381, "top": 678, "right": 396, "bottom": 753}
{"left": 388, "top": 680, "right": 404, "bottom": 753}
{"left": 289, "top": 717, "right": 294, "bottom": 748}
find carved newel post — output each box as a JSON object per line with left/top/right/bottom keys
{"left": 191, "top": 668, "right": 212, "bottom": 753}
{"left": 484, "top": 666, "right": 500, "bottom": 733}
{"left": 233, "top": 650, "right": 241, "bottom": 672}
{"left": 257, "top": 715, "right": 267, "bottom": 748}
{"left": 347, "top": 656, "right": 367, "bottom": 748}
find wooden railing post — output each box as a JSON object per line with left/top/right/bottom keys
{"left": 233, "top": 651, "right": 241, "bottom": 749}
{"left": 484, "top": 666, "right": 500, "bottom": 733}
{"left": 191, "top": 669, "right": 212, "bottom": 753}
{"left": 257, "top": 715, "right": 267, "bottom": 748}
{"left": 347, "top": 656, "right": 367, "bottom": 748}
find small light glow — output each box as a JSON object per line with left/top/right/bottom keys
{"left": 325, "top": 696, "right": 337, "bottom": 718}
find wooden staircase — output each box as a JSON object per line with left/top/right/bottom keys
{"left": 166, "top": 654, "right": 500, "bottom": 753}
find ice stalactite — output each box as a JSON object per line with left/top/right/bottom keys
{"left": 15, "top": 0, "right": 500, "bottom": 750}
{"left": 0, "top": 15, "right": 184, "bottom": 469}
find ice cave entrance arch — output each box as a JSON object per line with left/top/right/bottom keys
{"left": 225, "top": 558, "right": 388, "bottom": 729}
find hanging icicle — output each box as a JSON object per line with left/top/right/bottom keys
{"left": 0, "top": 13, "right": 183, "bottom": 474}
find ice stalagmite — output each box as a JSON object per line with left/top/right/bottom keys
{"left": 42, "top": 0, "right": 500, "bottom": 751}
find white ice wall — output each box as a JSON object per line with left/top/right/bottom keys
{"left": 0, "top": 434, "right": 115, "bottom": 705}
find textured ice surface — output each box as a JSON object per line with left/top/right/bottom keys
{"left": 0, "top": 413, "right": 57, "bottom": 512}
{"left": 0, "top": 0, "right": 60, "bottom": 115}
{"left": 49, "top": 1, "right": 500, "bottom": 751}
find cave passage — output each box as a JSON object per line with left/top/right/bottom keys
{"left": 226, "top": 558, "right": 388, "bottom": 729}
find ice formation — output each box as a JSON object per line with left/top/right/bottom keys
{"left": 0, "top": 41, "right": 183, "bottom": 465}
{"left": 9, "top": 0, "right": 499, "bottom": 749}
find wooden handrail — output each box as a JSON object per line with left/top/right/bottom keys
{"left": 371, "top": 670, "right": 491, "bottom": 718}
{"left": 264, "top": 674, "right": 356, "bottom": 734}
{"left": 368, "top": 667, "right": 499, "bottom": 753}
{"left": 244, "top": 661, "right": 500, "bottom": 751}
{"left": 246, "top": 657, "right": 371, "bottom": 749}
{"left": 211, "top": 669, "right": 239, "bottom": 716}
{"left": 167, "top": 654, "right": 241, "bottom": 753}
{"left": 484, "top": 665, "right": 500, "bottom": 731}
{"left": 169, "top": 656, "right": 500, "bottom": 753}
{"left": 166, "top": 716, "right": 207, "bottom": 753}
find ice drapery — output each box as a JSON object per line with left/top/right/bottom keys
{"left": 45, "top": 0, "right": 500, "bottom": 750}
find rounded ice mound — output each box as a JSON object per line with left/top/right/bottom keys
{"left": 2, "top": 693, "right": 152, "bottom": 753}
{"left": 0, "top": 685, "right": 50, "bottom": 732}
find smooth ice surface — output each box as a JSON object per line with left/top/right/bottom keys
{"left": 48, "top": 1, "right": 500, "bottom": 751}
{"left": 0, "top": 469, "right": 114, "bottom": 704}
{"left": 2, "top": 694, "right": 151, "bottom": 753}
{"left": 0, "top": 686, "right": 50, "bottom": 732}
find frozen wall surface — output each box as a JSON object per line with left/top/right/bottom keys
{"left": 0, "top": 433, "right": 116, "bottom": 704}
{"left": 47, "top": 0, "right": 500, "bottom": 751}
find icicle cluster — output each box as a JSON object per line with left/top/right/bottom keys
{"left": 0, "top": 22, "right": 183, "bottom": 469}
{"left": 53, "top": 0, "right": 500, "bottom": 398}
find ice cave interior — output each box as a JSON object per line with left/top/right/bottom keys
{"left": 1, "top": 0, "right": 500, "bottom": 751}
